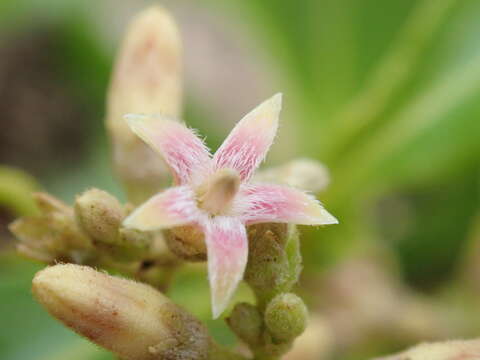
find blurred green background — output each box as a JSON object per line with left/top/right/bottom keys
{"left": 1, "top": 0, "right": 480, "bottom": 359}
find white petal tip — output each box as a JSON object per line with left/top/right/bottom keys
{"left": 121, "top": 209, "right": 159, "bottom": 232}
{"left": 317, "top": 209, "right": 339, "bottom": 225}
{"left": 121, "top": 214, "right": 144, "bottom": 231}
{"left": 124, "top": 114, "right": 148, "bottom": 130}
{"left": 124, "top": 113, "right": 147, "bottom": 120}
{"left": 211, "top": 306, "right": 223, "bottom": 320}
{"left": 269, "top": 93, "right": 283, "bottom": 109}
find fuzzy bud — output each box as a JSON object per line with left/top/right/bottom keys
{"left": 75, "top": 188, "right": 125, "bottom": 245}
{"left": 245, "top": 224, "right": 302, "bottom": 304}
{"left": 106, "top": 6, "right": 183, "bottom": 203}
{"left": 33, "top": 264, "right": 209, "bottom": 360}
{"left": 264, "top": 293, "right": 308, "bottom": 343}
{"left": 74, "top": 189, "right": 153, "bottom": 261}
{"left": 10, "top": 192, "right": 92, "bottom": 263}
{"left": 226, "top": 303, "right": 263, "bottom": 347}
{"left": 167, "top": 226, "right": 207, "bottom": 262}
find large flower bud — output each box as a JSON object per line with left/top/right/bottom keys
{"left": 33, "top": 264, "right": 209, "bottom": 360}
{"left": 106, "top": 6, "right": 183, "bottom": 203}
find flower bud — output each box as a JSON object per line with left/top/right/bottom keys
{"left": 10, "top": 192, "right": 92, "bottom": 263}
{"left": 33, "top": 264, "right": 209, "bottom": 360}
{"left": 226, "top": 303, "right": 262, "bottom": 347}
{"left": 75, "top": 188, "right": 125, "bottom": 245}
{"left": 244, "top": 224, "right": 301, "bottom": 302}
{"left": 264, "top": 293, "right": 308, "bottom": 343}
{"left": 167, "top": 226, "right": 207, "bottom": 262}
{"left": 33, "top": 192, "right": 69, "bottom": 214}
{"left": 106, "top": 6, "right": 183, "bottom": 203}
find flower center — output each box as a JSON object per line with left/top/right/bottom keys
{"left": 197, "top": 168, "right": 240, "bottom": 216}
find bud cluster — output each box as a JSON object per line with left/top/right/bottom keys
{"left": 10, "top": 192, "right": 93, "bottom": 264}
{"left": 228, "top": 223, "right": 308, "bottom": 359}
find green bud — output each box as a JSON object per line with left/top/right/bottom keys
{"left": 244, "top": 224, "right": 301, "bottom": 305}
{"left": 264, "top": 293, "right": 308, "bottom": 343}
{"left": 33, "top": 264, "right": 209, "bottom": 360}
{"left": 75, "top": 188, "right": 125, "bottom": 245}
{"left": 226, "top": 303, "right": 262, "bottom": 347}
{"left": 167, "top": 226, "right": 207, "bottom": 262}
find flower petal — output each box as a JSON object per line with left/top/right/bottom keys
{"left": 126, "top": 114, "right": 211, "bottom": 185}
{"left": 202, "top": 216, "right": 248, "bottom": 318}
{"left": 236, "top": 184, "right": 338, "bottom": 225}
{"left": 123, "top": 186, "right": 200, "bottom": 231}
{"left": 213, "top": 93, "right": 282, "bottom": 181}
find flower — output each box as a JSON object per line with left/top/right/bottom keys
{"left": 123, "top": 94, "right": 337, "bottom": 318}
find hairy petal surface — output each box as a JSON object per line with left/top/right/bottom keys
{"left": 126, "top": 114, "right": 211, "bottom": 185}
{"left": 201, "top": 216, "right": 248, "bottom": 318}
{"left": 213, "top": 93, "right": 282, "bottom": 181}
{"left": 123, "top": 186, "right": 200, "bottom": 231}
{"left": 237, "top": 184, "right": 338, "bottom": 225}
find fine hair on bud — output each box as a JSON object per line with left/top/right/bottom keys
{"left": 32, "top": 264, "right": 209, "bottom": 360}
{"left": 74, "top": 188, "right": 125, "bottom": 245}
{"left": 264, "top": 293, "right": 308, "bottom": 343}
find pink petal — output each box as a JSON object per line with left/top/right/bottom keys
{"left": 213, "top": 94, "right": 282, "bottom": 181}
{"left": 201, "top": 216, "right": 248, "bottom": 318}
{"left": 123, "top": 186, "right": 200, "bottom": 231}
{"left": 126, "top": 114, "right": 211, "bottom": 185}
{"left": 236, "top": 183, "right": 338, "bottom": 226}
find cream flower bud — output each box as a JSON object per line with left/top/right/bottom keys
{"left": 167, "top": 225, "right": 207, "bottom": 262}
{"left": 10, "top": 192, "right": 92, "bottom": 264}
{"left": 74, "top": 189, "right": 150, "bottom": 261}
{"left": 106, "top": 6, "right": 183, "bottom": 203}
{"left": 33, "top": 264, "right": 209, "bottom": 360}
{"left": 74, "top": 188, "right": 125, "bottom": 245}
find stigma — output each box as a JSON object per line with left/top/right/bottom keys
{"left": 197, "top": 168, "right": 240, "bottom": 215}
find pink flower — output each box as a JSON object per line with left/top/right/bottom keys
{"left": 123, "top": 94, "right": 337, "bottom": 318}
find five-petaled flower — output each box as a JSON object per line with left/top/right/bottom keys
{"left": 123, "top": 94, "right": 337, "bottom": 318}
